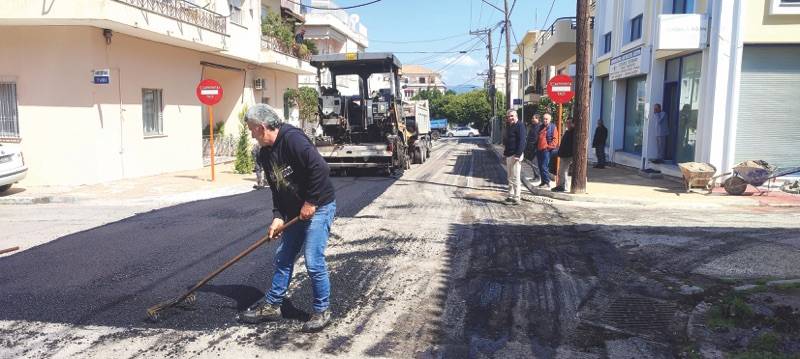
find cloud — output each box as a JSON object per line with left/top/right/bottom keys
{"left": 438, "top": 55, "right": 479, "bottom": 67}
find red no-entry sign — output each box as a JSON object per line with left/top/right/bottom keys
{"left": 546, "top": 75, "right": 574, "bottom": 104}
{"left": 196, "top": 79, "right": 223, "bottom": 106}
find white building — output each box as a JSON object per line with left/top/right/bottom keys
{"left": 590, "top": 0, "right": 800, "bottom": 178}
{"left": 400, "top": 65, "right": 446, "bottom": 100}
{"left": 0, "top": 0, "right": 314, "bottom": 186}
{"left": 492, "top": 62, "right": 521, "bottom": 108}
{"left": 299, "top": 0, "right": 369, "bottom": 95}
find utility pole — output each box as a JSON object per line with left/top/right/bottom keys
{"left": 471, "top": 27, "right": 495, "bottom": 140}
{"left": 572, "top": 0, "right": 591, "bottom": 193}
{"left": 504, "top": 0, "right": 512, "bottom": 112}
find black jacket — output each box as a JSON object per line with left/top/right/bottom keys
{"left": 592, "top": 125, "right": 608, "bottom": 148}
{"left": 258, "top": 124, "right": 335, "bottom": 221}
{"left": 503, "top": 120, "right": 527, "bottom": 157}
{"left": 558, "top": 128, "right": 575, "bottom": 158}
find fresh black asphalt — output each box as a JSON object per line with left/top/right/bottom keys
{"left": 0, "top": 176, "right": 395, "bottom": 331}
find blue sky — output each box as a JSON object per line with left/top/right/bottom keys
{"left": 343, "top": 0, "right": 576, "bottom": 89}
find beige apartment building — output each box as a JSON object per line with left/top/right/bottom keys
{"left": 400, "top": 65, "right": 446, "bottom": 100}
{"left": 0, "top": 0, "right": 314, "bottom": 186}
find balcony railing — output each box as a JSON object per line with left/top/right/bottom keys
{"left": 533, "top": 16, "right": 594, "bottom": 54}
{"left": 113, "top": 0, "right": 226, "bottom": 34}
{"left": 261, "top": 35, "right": 313, "bottom": 62}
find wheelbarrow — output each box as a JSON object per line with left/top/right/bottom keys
{"left": 678, "top": 162, "right": 717, "bottom": 193}
{"left": 714, "top": 160, "right": 800, "bottom": 195}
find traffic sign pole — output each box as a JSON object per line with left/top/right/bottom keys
{"left": 196, "top": 79, "right": 223, "bottom": 182}
{"left": 209, "top": 106, "right": 215, "bottom": 182}
{"left": 546, "top": 75, "right": 574, "bottom": 188}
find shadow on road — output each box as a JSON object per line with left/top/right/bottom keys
{"left": 0, "top": 176, "right": 395, "bottom": 332}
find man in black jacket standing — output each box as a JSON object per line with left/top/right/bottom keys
{"left": 239, "top": 104, "right": 337, "bottom": 333}
{"left": 592, "top": 119, "right": 608, "bottom": 168}
{"left": 503, "top": 110, "right": 527, "bottom": 204}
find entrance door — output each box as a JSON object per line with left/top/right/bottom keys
{"left": 662, "top": 82, "right": 679, "bottom": 162}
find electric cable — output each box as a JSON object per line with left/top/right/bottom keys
{"left": 283, "top": 0, "right": 382, "bottom": 10}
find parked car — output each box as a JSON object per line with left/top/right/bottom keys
{"left": 447, "top": 126, "right": 481, "bottom": 137}
{"left": 0, "top": 143, "right": 27, "bottom": 193}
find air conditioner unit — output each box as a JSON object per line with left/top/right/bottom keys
{"left": 254, "top": 78, "right": 264, "bottom": 90}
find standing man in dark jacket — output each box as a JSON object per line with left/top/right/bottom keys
{"left": 240, "top": 104, "right": 337, "bottom": 333}
{"left": 537, "top": 114, "right": 560, "bottom": 188}
{"left": 592, "top": 119, "right": 608, "bottom": 168}
{"left": 503, "top": 110, "right": 526, "bottom": 204}
{"left": 553, "top": 118, "right": 575, "bottom": 192}
{"left": 525, "top": 114, "right": 542, "bottom": 181}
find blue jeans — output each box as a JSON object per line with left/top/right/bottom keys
{"left": 266, "top": 201, "right": 336, "bottom": 313}
{"left": 538, "top": 150, "right": 553, "bottom": 184}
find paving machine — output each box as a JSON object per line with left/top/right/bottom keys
{"left": 311, "top": 52, "right": 427, "bottom": 175}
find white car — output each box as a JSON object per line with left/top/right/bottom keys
{"left": 0, "top": 143, "right": 27, "bottom": 193}
{"left": 447, "top": 126, "right": 481, "bottom": 137}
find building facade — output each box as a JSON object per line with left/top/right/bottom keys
{"left": 492, "top": 62, "right": 521, "bottom": 108}
{"left": 590, "top": 0, "right": 800, "bottom": 177}
{"left": 0, "top": 0, "right": 314, "bottom": 186}
{"left": 299, "top": 0, "right": 370, "bottom": 96}
{"left": 400, "top": 65, "right": 446, "bottom": 100}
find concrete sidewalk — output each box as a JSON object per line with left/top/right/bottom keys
{"left": 490, "top": 144, "right": 800, "bottom": 208}
{"left": 0, "top": 161, "right": 255, "bottom": 205}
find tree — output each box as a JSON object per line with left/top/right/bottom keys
{"left": 234, "top": 105, "right": 254, "bottom": 174}
{"left": 284, "top": 87, "right": 319, "bottom": 130}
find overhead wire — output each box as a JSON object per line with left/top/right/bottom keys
{"left": 540, "top": 0, "right": 557, "bottom": 30}
{"left": 370, "top": 33, "right": 470, "bottom": 44}
{"left": 283, "top": 0, "right": 382, "bottom": 10}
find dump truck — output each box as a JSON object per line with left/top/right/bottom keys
{"left": 310, "top": 52, "right": 431, "bottom": 175}
{"left": 402, "top": 100, "right": 432, "bottom": 164}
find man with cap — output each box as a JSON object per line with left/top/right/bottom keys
{"left": 239, "top": 104, "right": 337, "bottom": 333}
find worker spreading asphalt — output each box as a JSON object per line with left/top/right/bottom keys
{"left": 0, "top": 176, "right": 394, "bottom": 331}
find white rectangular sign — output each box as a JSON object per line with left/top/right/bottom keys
{"left": 609, "top": 46, "right": 651, "bottom": 81}
{"left": 200, "top": 89, "right": 219, "bottom": 96}
{"left": 656, "top": 14, "right": 708, "bottom": 50}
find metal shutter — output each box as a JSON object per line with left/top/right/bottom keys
{"left": 735, "top": 45, "right": 800, "bottom": 168}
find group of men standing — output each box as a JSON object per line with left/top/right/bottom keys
{"left": 502, "top": 110, "right": 609, "bottom": 202}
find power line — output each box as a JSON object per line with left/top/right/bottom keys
{"left": 370, "top": 33, "right": 469, "bottom": 44}
{"left": 283, "top": 0, "right": 383, "bottom": 10}
{"left": 540, "top": 0, "right": 557, "bottom": 30}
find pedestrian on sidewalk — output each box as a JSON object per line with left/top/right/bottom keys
{"left": 503, "top": 109, "right": 526, "bottom": 205}
{"left": 252, "top": 143, "right": 266, "bottom": 189}
{"left": 553, "top": 118, "right": 575, "bottom": 193}
{"left": 537, "top": 113, "right": 560, "bottom": 188}
{"left": 651, "top": 104, "right": 668, "bottom": 164}
{"left": 525, "top": 114, "right": 542, "bottom": 181}
{"left": 592, "top": 119, "right": 608, "bottom": 169}
{"left": 240, "top": 104, "right": 337, "bottom": 333}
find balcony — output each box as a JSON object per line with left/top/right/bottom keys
{"left": 531, "top": 17, "right": 593, "bottom": 67}
{"left": 0, "top": 0, "right": 228, "bottom": 51}
{"left": 303, "top": 0, "right": 369, "bottom": 47}
{"left": 280, "top": 0, "right": 305, "bottom": 22}
{"left": 114, "top": 0, "right": 226, "bottom": 34}
{"left": 260, "top": 35, "right": 315, "bottom": 74}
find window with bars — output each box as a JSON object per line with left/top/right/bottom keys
{"left": 0, "top": 81, "right": 20, "bottom": 138}
{"left": 142, "top": 89, "right": 164, "bottom": 136}
{"left": 230, "top": 5, "right": 243, "bottom": 25}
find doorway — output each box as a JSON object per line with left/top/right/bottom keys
{"left": 662, "top": 81, "right": 679, "bottom": 162}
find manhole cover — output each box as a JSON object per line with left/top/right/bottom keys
{"left": 599, "top": 296, "right": 676, "bottom": 336}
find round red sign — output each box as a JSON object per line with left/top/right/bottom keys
{"left": 196, "top": 79, "right": 223, "bottom": 106}
{"left": 546, "top": 75, "right": 574, "bottom": 104}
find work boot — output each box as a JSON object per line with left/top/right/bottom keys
{"left": 551, "top": 186, "right": 565, "bottom": 192}
{"left": 302, "top": 309, "right": 331, "bottom": 333}
{"left": 239, "top": 301, "right": 282, "bottom": 324}
{"left": 504, "top": 197, "right": 514, "bottom": 203}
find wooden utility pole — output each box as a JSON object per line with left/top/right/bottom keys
{"left": 504, "top": 0, "right": 512, "bottom": 111}
{"left": 571, "top": 0, "right": 591, "bottom": 193}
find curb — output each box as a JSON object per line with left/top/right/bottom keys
{"left": 0, "top": 195, "right": 81, "bottom": 205}
{"left": 486, "top": 143, "right": 798, "bottom": 208}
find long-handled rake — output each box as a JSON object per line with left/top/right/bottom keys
{"left": 146, "top": 217, "right": 300, "bottom": 321}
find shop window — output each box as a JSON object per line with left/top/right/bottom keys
{"left": 629, "top": 14, "right": 643, "bottom": 42}
{"left": 600, "top": 77, "right": 612, "bottom": 129}
{"left": 672, "top": 0, "right": 694, "bottom": 13}
{"left": 0, "top": 80, "right": 20, "bottom": 138}
{"left": 603, "top": 32, "right": 612, "bottom": 54}
{"left": 142, "top": 89, "right": 164, "bottom": 136}
{"left": 623, "top": 76, "right": 646, "bottom": 154}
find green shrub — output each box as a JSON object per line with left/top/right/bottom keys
{"left": 234, "top": 105, "right": 254, "bottom": 174}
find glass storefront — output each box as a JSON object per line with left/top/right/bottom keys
{"left": 624, "top": 76, "right": 647, "bottom": 154}
{"left": 601, "top": 76, "right": 612, "bottom": 125}
{"left": 664, "top": 53, "right": 702, "bottom": 163}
